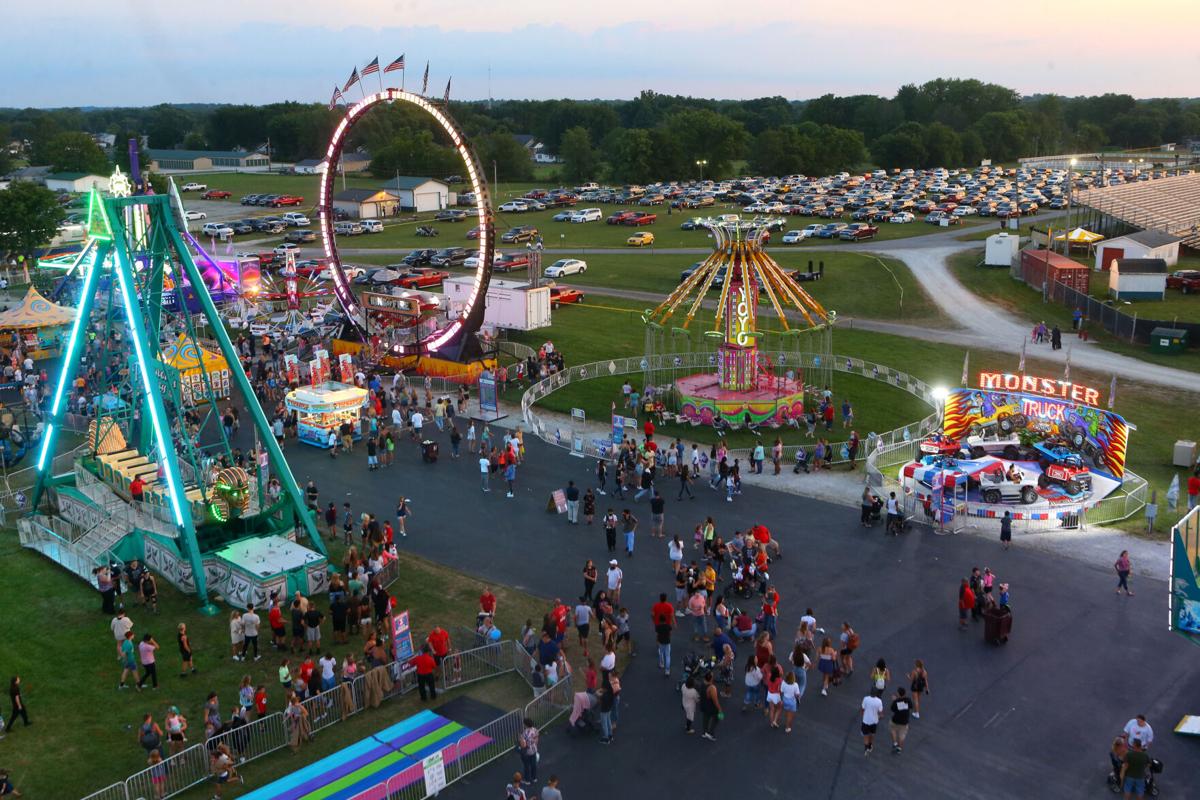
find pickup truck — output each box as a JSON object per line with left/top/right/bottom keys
{"left": 180, "top": 182, "right": 207, "bottom": 192}
{"left": 270, "top": 195, "right": 305, "bottom": 207}
{"left": 396, "top": 268, "right": 451, "bottom": 289}
{"left": 201, "top": 190, "right": 232, "bottom": 200}
{"left": 838, "top": 223, "right": 878, "bottom": 240}
{"left": 625, "top": 212, "right": 657, "bottom": 226}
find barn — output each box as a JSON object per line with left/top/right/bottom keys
{"left": 1109, "top": 258, "right": 1167, "bottom": 301}
{"left": 1094, "top": 230, "right": 1182, "bottom": 271}
{"left": 379, "top": 176, "right": 453, "bottom": 213}
{"left": 332, "top": 189, "right": 401, "bottom": 219}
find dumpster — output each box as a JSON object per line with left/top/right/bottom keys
{"left": 1149, "top": 326, "right": 1188, "bottom": 354}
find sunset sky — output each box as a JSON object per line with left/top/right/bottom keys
{"left": 5, "top": 1, "right": 1198, "bottom": 106}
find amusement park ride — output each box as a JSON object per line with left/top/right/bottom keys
{"left": 20, "top": 75, "right": 499, "bottom": 610}
{"left": 644, "top": 219, "right": 832, "bottom": 426}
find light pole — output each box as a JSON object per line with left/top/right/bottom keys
{"left": 695, "top": 159, "right": 708, "bottom": 181}
{"left": 1065, "top": 157, "right": 1076, "bottom": 255}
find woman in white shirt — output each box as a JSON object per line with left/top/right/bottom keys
{"left": 780, "top": 671, "right": 802, "bottom": 733}
{"left": 668, "top": 536, "right": 684, "bottom": 574}
{"left": 742, "top": 655, "right": 763, "bottom": 710}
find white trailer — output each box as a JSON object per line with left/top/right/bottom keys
{"left": 443, "top": 276, "right": 551, "bottom": 332}
{"left": 985, "top": 232, "right": 1020, "bottom": 267}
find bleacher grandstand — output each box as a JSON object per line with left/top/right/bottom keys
{"left": 1073, "top": 172, "right": 1200, "bottom": 248}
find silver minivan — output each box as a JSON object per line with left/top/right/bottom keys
{"left": 570, "top": 208, "right": 602, "bottom": 223}
{"left": 334, "top": 221, "right": 364, "bottom": 235}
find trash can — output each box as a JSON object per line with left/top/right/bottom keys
{"left": 421, "top": 440, "right": 439, "bottom": 463}
{"left": 984, "top": 606, "right": 1012, "bottom": 645}
{"left": 1149, "top": 326, "right": 1188, "bottom": 354}
{"left": 1173, "top": 440, "right": 1196, "bottom": 468}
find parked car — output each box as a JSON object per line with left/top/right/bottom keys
{"left": 333, "top": 221, "right": 364, "bottom": 235}
{"left": 360, "top": 219, "right": 384, "bottom": 233}
{"left": 181, "top": 182, "right": 207, "bottom": 192}
{"left": 281, "top": 212, "right": 310, "bottom": 226}
{"left": 627, "top": 231, "right": 655, "bottom": 247}
{"left": 607, "top": 211, "right": 637, "bottom": 225}
{"left": 396, "top": 268, "right": 451, "bottom": 288}
{"left": 401, "top": 248, "right": 438, "bottom": 266}
{"left": 252, "top": 219, "right": 285, "bottom": 234}
{"left": 498, "top": 200, "right": 529, "bottom": 213}
{"left": 184, "top": 210, "right": 207, "bottom": 221}
{"left": 839, "top": 223, "right": 878, "bottom": 240}
{"left": 890, "top": 212, "right": 915, "bottom": 223}
{"left": 270, "top": 195, "right": 304, "bottom": 207}
{"left": 200, "top": 190, "right": 231, "bottom": 200}
{"left": 552, "top": 210, "right": 575, "bottom": 222}
{"left": 493, "top": 253, "right": 529, "bottom": 272}
{"left": 679, "top": 262, "right": 726, "bottom": 287}
{"left": 815, "top": 223, "right": 848, "bottom": 239}
{"left": 273, "top": 243, "right": 301, "bottom": 257}
{"left": 430, "top": 247, "right": 468, "bottom": 267}
{"left": 201, "top": 222, "right": 233, "bottom": 239}
{"left": 544, "top": 258, "right": 587, "bottom": 278}
{"left": 284, "top": 229, "right": 317, "bottom": 243}
{"left": 466, "top": 226, "right": 482, "bottom": 239}
{"left": 435, "top": 209, "right": 467, "bottom": 222}
{"left": 1167, "top": 270, "right": 1200, "bottom": 293}
{"left": 625, "top": 212, "right": 657, "bottom": 225}
{"left": 781, "top": 229, "right": 806, "bottom": 244}
{"left": 570, "top": 208, "right": 602, "bottom": 223}
{"left": 549, "top": 286, "right": 585, "bottom": 307}
{"left": 501, "top": 226, "right": 538, "bottom": 244}
{"left": 240, "top": 194, "right": 262, "bottom": 205}
{"left": 229, "top": 221, "right": 254, "bottom": 235}
{"left": 680, "top": 217, "right": 710, "bottom": 231}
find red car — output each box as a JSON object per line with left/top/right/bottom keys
{"left": 1167, "top": 270, "right": 1200, "bottom": 293}
{"left": 919, "top": 434, "right": 961, "bottom": 458}
{"left": 270, "top": 195, "right": 305, "bottom": 207}
{"left": 625, "top": 212, "right": 657, "bottom": 226}
{"left": 607, "top": 211, "right": 637, "bottom": 225}
{"left": 550, "top": 286, "right": 584, "bottom": 307}
{"left": 396, "top": 268, "right": 450, "bottom": 289}
{"left": 466, "top": 227, "right": 481, "bottom": 239}
{"left": 201, "top": 190, "right": 232, "bottom": 200}
{"left": 493, "top": 253, "right": 529, "bottom": 273}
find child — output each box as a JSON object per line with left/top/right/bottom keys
{"left": 616, "top": 607, "right": 633, "bottom": 655}
{"left": 229, "top": 611, "right": 245, "bottom": 661}
{"left": 238, "top": 675, "right": 254, "bottom": 715}
{"left": 342, "top": 502, "right": 354, "bottom": 546}
{"left": 253, "top": 685, "right": 268, "bottom": 718}
{"left": 278, "top": 658, "right": 293, "bottom": 695}
{"left": 147, "top": 751, "right": 167, "bottom": 800}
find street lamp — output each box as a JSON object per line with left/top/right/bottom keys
{"left": 1065, "top": 157, "right": 1077, "bottom": 255}
{"left": 695, "top": 159, "right": 708, "bottom": 181}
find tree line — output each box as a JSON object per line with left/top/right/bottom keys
{"left": 1, "top": 78, "right": 1197, "bottom": 186}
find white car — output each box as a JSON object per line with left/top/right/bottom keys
{"left": 184, "top": 210, "right": 207, "bottom": 221}
{"left": 951, "top": 206, "right": 977, "bottom": 217}
{"left": 333, "top": 221, "right": 364, "bottom": 235}
{"left": 890, "top": 212, "right": 915, "bottom": 223}
{"left": 543, "top": 258, "right": 587, "bottom": 278}
{"left": 799, "top": 223, "right": 823, "bottom": 238}
{"left": 499, "top": 200, "right": 529, "bottom": 213}
{"left": 569, "top": 208, "right": 602, "bottom": 223}
{"left": 781, "top": 230, "right": 805, "bottom": 244}
{"left": 282, "top": 212, "right": 310, "bottom": 227}
{"left": 201, "top": 222, "right": 234, "bottom": 239}
{"left": 273, "top": 243, "right": 301, "bottom": 257}
{"left": 360, "top": 219, "right": 384, "bottom": 233}
{"left": 742, "top": 203, "right": 769, "bottom": 213}
{"left": 181, "top": 182, "right": 207, "bottom": 192}
{"left": 521, "top": 198, "right": 546, "bottom": 211}
{"left": 319, "top": 266, "right": 366, "bottom": 281}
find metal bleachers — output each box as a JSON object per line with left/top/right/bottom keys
{"left": 1074, "top": 172, "right": 1200, "bottom": 247}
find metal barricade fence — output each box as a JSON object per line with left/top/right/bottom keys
{"left": 124, "top": 741, "right": 213, "bottom": 800}
{"left": 205, "top": 711, "right": 288, "bottom": 766}
{"left": 441, "top": 639, "right": 514, "bottom": 691}
{"left": 385, "top": 659, "right": 419, "bottom": 699}
{"left": 301, "top": 682, "right": 356, "bottom": 735}
{"left": 511, "top": 639, "right": 536, "bottom": 685}
{"left": 446, "top": 708, "right": 524, "bottom": 782}
{"left": 80, "top": 783, "right": 129, "bottom": 800}
{"left": 523, "top": 675, "right": 574, "bottom": 729}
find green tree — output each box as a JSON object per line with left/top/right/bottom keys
{"left": 871, "top": 124, "right": 926, "bottom": 170}
{"left": 44, "top": 131, "right": 110, "bottom": 174}
{"left": 146, "top": 105, "right": 194, "bottom": 149}
{"left": 603, "top": 128, "right": 654, "bottom": 184}
{"left": 558, "top": 127, "right": 598, "bottom": 183}
{"left": 474, "top": 132, "right": 533, "bottom": 182}
{"left": 959, "top": 129, "right": 985, "bottom": 165}
{"left": 972, "top": 111, "right": 1029, "bottom": 161}
{"left": 1072, "top": 122, "right": 1107, "bottom": 152}
{"left": 112, "top": 131, "right": 150, "bottom": 178}
{"left": 662, "top": 109, "right": 747, "bottom": 178}
{"left": 0, "top": 182, "right": 65, "bottom": 258}
{"left": 369, "top": 129, "right": 460, "bottom": 178}
{"left": 182, "top": 131, "right": 207, "bottom": 150}
{"left": 920, "top": 122, "right": 963, "bottom": 168}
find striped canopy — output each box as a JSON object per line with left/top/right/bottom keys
{"left": 0, "top": 286, "right": 76, "bottom": 329}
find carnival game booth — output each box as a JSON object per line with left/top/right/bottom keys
{"left": 910, "top": 371, "right": 1134, "bottom": 524}
{"left": 0, "top": 286, "right": 76, "bottom": 359}
{"left": 286, "top": 381, "right": 368, "bottom": 447}
{"left": 160, "top": 335, "right": 231, "bottom": 404}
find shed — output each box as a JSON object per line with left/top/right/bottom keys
{"left": 332, "top": 188, "right": 401, "bottom": 219}
{"left": 1148, "top": 326, "right": 1188, "bottom": 354}
{"left": 1094, "top": 230, "right": 1182, "bottom": 271}
{"left": 1019, "top": 248, "right": 1090, "bottom": 294}
{"left": 1109, "top": 258, "right": 1167, "bottom": 301}
{"left": 379, "top": 176, "right": 453, "bottom": 213}
{"left": 44, "top": 172, "right": 109, "bottom": 193}
{"left": 984, "top": 233, "right": 1020, "bottom": 267}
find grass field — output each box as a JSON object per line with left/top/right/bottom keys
{"left": 504, "top": 293, "right": 1196, "bottom": 533}
{"left": 0, "top": 532, "right": 552, "bottom": 799}
{"left": 948, "top": 249, "right": 1200, "bottom": 372}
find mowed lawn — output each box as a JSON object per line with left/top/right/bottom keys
{"left": 949, "top": 248, "right": 1200, "bottom": 372}
{"left": 0, "top": 530, "right": 550, "bottom": 799}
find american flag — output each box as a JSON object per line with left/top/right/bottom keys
{"left": 361, "top": 57, "right": 380, "bottom": 76}
{"left": 443, "top": 77, "right": 452, "bottom": 105}
{"left": 383, "top": 54, "right": 405, "bottom": 74}
{"left": 343, "top": 68, "right": 360, "bottom": 93}
{"left": 421, "top": 62, "right": 429, "bottom": 94}
{"left": 328, "top": 86, "right": 344, "bottom": 110}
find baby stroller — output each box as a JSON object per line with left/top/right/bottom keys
{"left": 866, "top": 498, "right": 883, "bottom": 526}
{"left": 676, "top": 652, "right": 717, "bottom": 692}
{"left": 421, "top": 439, "right": 439, "bottom": 463}
{"left": 1107, "top": 752, "right": 1162, "bottom": 796}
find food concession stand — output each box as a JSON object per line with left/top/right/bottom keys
{"left": 284, "top": 381, "right": 368, "bottom": 448}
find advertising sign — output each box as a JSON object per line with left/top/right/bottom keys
{"left": 611, "top": 413, "right": 624, "bottom": 445}
{"left": 392, "top": 609, "right": 414, "bottom": 662}
{"left": 478, "top": 376, "right": 498, "bottom": 414}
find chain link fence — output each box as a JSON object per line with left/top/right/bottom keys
{"left": 1046, "top": 278, "right": 1200, "bottom": 346}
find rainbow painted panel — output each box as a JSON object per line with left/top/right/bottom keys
{"left": 239, "top": 710, "right": 489, "bottom": 800}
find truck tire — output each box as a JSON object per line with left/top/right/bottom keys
{"left": 1065, "top": 480, "right": 1081, "bottom": 495}
{"left": 970, "top": 446, "right": 986, "bottom": 459}
{"left": 983, "top": 489, "right": 1001, "bottom": 504}
{"left": 1020, "top": 487, "right": 1038, "bottom": 504}
{"left": 998, "top": 415, "right": 1015, "bottom": 434}
{"left": 1038, "top": 474, "right": 1050, "bottom": 489}
{"left": 1002, "top": 445, "right": 1021, "bottom": 460}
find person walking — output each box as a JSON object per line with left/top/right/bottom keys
{"left": 565, "top": 481, "right": 580, "bottom": 524}
{"left": 7, "top": 676, "right": 29, "bottom": 730}
{"left": 1000, "top": 510, "right": 1012, "bottom": 549}
{"left": 649, "top": 491, "right": 665, "bottom": 538}
{"left": 177, "top": 623, "right": 196, "bottom": 677}
{"left": 699, "top": 671, "right": 722, "bottom": 740}
{"left": 137, "top": 634, "right": 160, "bottom": 689}
{"left": 582, "top": 488, "right": 596, "bottom": 525}
{"left": 621, "top": 508, "right": 638, "bottom": 557}
{"left": 606, "top": 559, "right": 623, "bottom": 606}
{"left": 1115, "top": 550, "right": 1134, "bottom": 596}
{"left": 395, "top": 497, "right": 411, "bottom": 537}
{"left": 1121, "top": 736, "right": 1151, "bottom": 799}
{"left": 541, "top": 775, "right": 563, "bottom": 800}
{"left": 505, "top": 773, "right": 528, "bottom": 800}
{"left": 677, "top": 461, "right": 694, "bottom": 500}
{"left": 889, "top": 687, "right": 912, "bottom": 753}
{"left": 479, "top": 453, "right": 491, "bottom": 493}
{"left": 817, "top": 637, "right": 837, "bottom": 696}
{"left": 582, "top": 560, "right": 598, "bottom": 601}
{"left": 597, "top": 681, "right": 616, "bottom": 744}
{"left": 118, "top": 630, "right": 139, "bottom": 690}
{"left": 680, "top": 676, "right": 700, "bottom": 733}
{"left": 958, "top": 578, "right": 975, "bottom": 630}
{"left": 651, "top": 592, "right": 675, "bottom": 677}
{"left": 516, "top": 717, "right": 539, "bottom": 784}
{"left": 602, "top": 510, "right": 618, "bottom": 553}
{"left": 412, "top": 645, "right": 438, "bottom": 701}
{"left": 780, "top": 671, "right": 801, "bottom": 733}
{"left": 595, "top": 459, "right": 607, "bottom": 496}
{"left": 861, "top": 689, "right": 883, "bottom": 755}
{"left": 907, "top": 659, "right": 930, "bottom": 718}
{"left": 772, "top": 438, "right": 783, "bottom": 475}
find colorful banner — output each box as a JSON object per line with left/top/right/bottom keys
{"left": 338, "top": 353, "right": 354, "bottom": 383}
{"left": 308, "top": 359, "right": 322, "bottom": 387}
{"left": 314, "top": 348, "right": 332, "bottom": 383}
{"left": 392, "top": 609, "right": 414, "bottom": 662}
{"left": 283, "top": 353, "right": 300, "bottom": 385}
{"left": 611, "top": 413, "right": 625, "bottom": 445}
{"left": 1171, "top": 509, "right": 1200, "bottom": 646}
{"left": 942, "top": 387, "right": 1129, "bottom": 479}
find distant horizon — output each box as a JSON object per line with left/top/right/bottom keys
{"left": 5, "top": 1, "right": 1199, "bottom": 107}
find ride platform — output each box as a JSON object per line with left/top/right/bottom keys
{"left": 676, "top": 370, "right": 805, "bottom": 426}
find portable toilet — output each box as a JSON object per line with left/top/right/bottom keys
{"left": 1149, "top": 326, "right": 1188, "bottom": 354}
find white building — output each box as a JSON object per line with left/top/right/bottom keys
{"left": 1108, "top": 258, "right": 1167, "bottom": 301}
{"left": 1094, "top": 230, "right": 1182, "bottom": 271}
{"left": 44, "top": 172, "right": 110, "bottom": 193}
{"left": 379, "top": 176, "right": 454, "bottom": 213}
{"left": 332, "top": 189, "right": 401, "bottom": 219}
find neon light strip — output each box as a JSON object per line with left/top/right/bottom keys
{"left": 36, "top": 423, "right": 55, "bottom": 471}
{"left": 50, "top": 257, "right": 103, "bottom": 416}
{"left": 113, "top": 263, "right": 185, "bottom": 526}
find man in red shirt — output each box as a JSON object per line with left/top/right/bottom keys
{"left": 478, "top": 587, "right": 497, "bottom": 625}
{"left": 129, "top": 475, "right": 145, "bottom": 504}
{"left": 751, "top": 523, "right": 782, "bottom": 559}
{"left": 426, "top": 626, "right": 451, "bottom": 665}
{"left": 1188, "top": 471, "right": 1200, "bottom": 510}
{"left": 651, "top": 591, "right": 675, "bottom": 676}
{"left": 411, "top": 645, "right": 438, "bottom": 701}
{"left": 268, "top": 600, "right": 286, "bottom": 650}
{"left": 550, "top": 599, "right": 570, "bottom": 646}
{"left": 761, "top": 585, "right": 780, "bottom": 640}
{"left": 651, "top": 593, "right": 675, "bottom": 628}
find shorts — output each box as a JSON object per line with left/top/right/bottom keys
{"left": 861, "top": 722, "right": 878, "bottom": 736}
{"left": 1122, "top": 777, "right": 1145, "bottom": 795}
{"left": 958, "top": 608, "right": 968, "bottom": 621}
{"left": 170, "top": 732, "right": 185, "bottom": 743}
{"left": 123, "top": 657, "right": 137, "bottom": 670}
{"left": 782, "top": 696, "right": 798, "bottom": 712}
{"left": 889, "top": 721, "right": 908, "bottom": 743}
{"left": 272, "top": 626, "right": 286, "bottom": 638}
{"left": 217, "top": 774, "right": 229, "bottom": 784}
{"left": 292, "top": 625, "right": 305, "bottom": 638}
{"left": 839, "top": 648, "right": 853, "bottom": 656}
{"left": 305, "top": 627, "right": 321, "bottom": 642}
{"left": 577, "top": 624, "right": 590, "bottom": 639}
{"left": 652, "top": 513, "right": 664, "bottom": 525}
{"left": 617, "top": 632, "right": 630, "bottom": 642}
{"left": 766, "top": 691, "right": 781, "bottom": 705}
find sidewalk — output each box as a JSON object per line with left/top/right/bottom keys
{"left": 473, "top": 398, "right": 1170, "bottom": 580}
